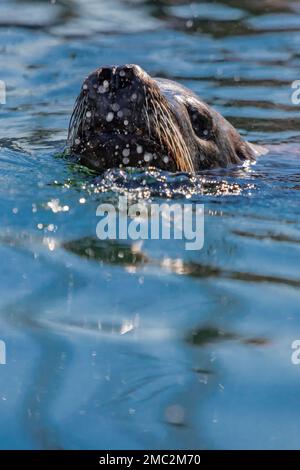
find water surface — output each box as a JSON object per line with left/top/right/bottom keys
{"left": 1, "top": 0, "right": 300, "bottom": 450}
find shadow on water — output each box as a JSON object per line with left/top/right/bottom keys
{"left": 63, "top": 233, "right": 300, "bottom": 291}
{"left": 186, "top": 325, "right": 269, "bottom": 347}
{"left": 63, "top": 237, "right": 149, "bottom": 266}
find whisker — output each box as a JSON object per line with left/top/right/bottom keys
{"left": 146, "top": 86, "right": 194, "bottom": 172}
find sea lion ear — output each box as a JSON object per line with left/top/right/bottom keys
{"left": 246, "top": 142, "right": 269, "bottom": 157}
{"left": 235, "top": 141, "right": 268, "bottom": 164}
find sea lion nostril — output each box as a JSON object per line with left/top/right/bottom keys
{"left": 116, "top": 66, "right": 136, "bottom": 89}
{"left": 97, "top": 66, "right": 114, "bottom": 83}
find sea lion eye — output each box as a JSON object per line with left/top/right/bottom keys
{"left": 187, "top": 106, "right": 213, "bottom": 140}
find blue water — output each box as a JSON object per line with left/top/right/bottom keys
{"left": 1, "top": 0, "right": 300, "bottom": 450}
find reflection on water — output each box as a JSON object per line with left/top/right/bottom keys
{"left": 1, "top": 0, "right": 300, "bottom": 450}
{"left": 63, "top": 237, "right": 148, "bottom": 266}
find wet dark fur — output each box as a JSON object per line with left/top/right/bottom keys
{"left": 68, "top": 64, "right": 263, "bottom": 173}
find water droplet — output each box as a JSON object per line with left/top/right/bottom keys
{"left": 111, "top": 103, "right": 120, "bottom": 112}
{"left": 106, "top": 112, "right": 114, "bottom": 122}
{"left": 144, "top": 153, "right": 152, "bottom": 162}
{"left": 165, "top": 404, "right": 185, "bottom": 425}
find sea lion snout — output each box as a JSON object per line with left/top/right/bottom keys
{"left": 68, "top": 64, "right": 180, "bottom": 172}
{"left": 79, "top": 64, "right": 152, "bottom": 137}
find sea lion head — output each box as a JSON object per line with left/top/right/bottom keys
{"left": 68, "top": 64, "right": 259, "bottom": 173}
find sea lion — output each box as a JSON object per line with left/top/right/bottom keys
{"left": 68, "top": 64, "right": 264, "bottom": 173}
